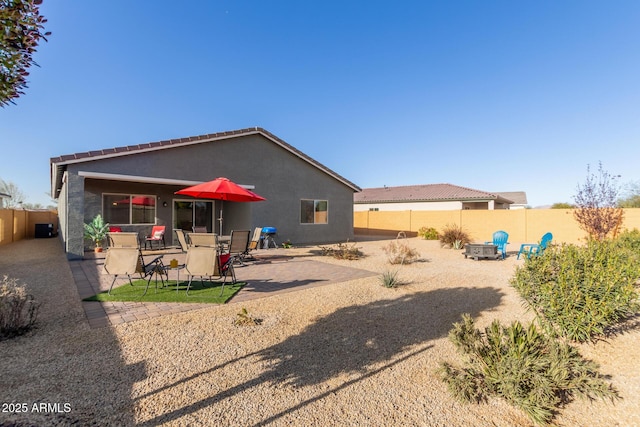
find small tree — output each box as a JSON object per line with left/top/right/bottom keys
{"left": 0, "top": 178, "right": 25, "bottom": 207}
{"left": 0, "top": 0, "right": 51, "bottom": 107}
{"left": 618, "top": 181, "right": 640, "bottom": 208}
{"left": 573, "top": 162, "right": 624, "bottom": 240}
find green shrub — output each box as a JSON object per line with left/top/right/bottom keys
{"left": 0, "top": 276, "right": 40, "bottom": 340}
{"left": 417, "top": 226, "right": 438, "bottom": 240}
{"left": 439, "top": 314, "right": 619, "bottom": 426}
{"left": 382, "top": 240, "right": 420, "bottom": 264}
{"left": 439, "top": 223, "right": 471, "bottom": 248}
{"left": 510, "top": 239, "right": 640, "bottom": 342}
{"left": 83, "top": 214, "right": 109, "bottom": 249}
{"left": 616, "top": 228, "right": 640, "bottom": 253}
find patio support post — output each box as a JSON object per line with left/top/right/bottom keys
{"left": 65, "top": 172, "right": 86, "bottom": 260}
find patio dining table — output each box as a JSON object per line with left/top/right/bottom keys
{"left": 187, "top": 232, "right": 230, "bottom": 250}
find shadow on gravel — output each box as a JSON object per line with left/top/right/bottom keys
{"left": 0, "top": 239, "right": 143, "bottom": 426}
{"left": 139, "top": 285, "right": 504, "bottom": 426}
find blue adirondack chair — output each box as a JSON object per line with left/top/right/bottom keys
{"left": 517, "top": 232, "right": 553, "bottom": 259}
{"left": 485, "top": 230, "right": 509, "bottom": 259}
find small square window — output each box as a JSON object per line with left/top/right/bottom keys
{"left": 300, "top": 199, "right": 328, "bottom": 224}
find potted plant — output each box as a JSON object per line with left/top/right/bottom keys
{"left": 84, "top": 214, "right": 109, "bottom": 252}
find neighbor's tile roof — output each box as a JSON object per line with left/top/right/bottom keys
{"left": 50, "top": 127, "right": 360, "bottom": 196}
{"left": 354, "top": 183, "right": 514, "bottom": 203}
{"left": 494, "top": 191, "right": 528, "bottom": 205}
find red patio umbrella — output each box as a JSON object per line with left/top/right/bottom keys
{"left": 117, "top": 196, "right": 156, "bottom": 206}
{"left": 174, "top": 177, "right": 265, "bottom": 233}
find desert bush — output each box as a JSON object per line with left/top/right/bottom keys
{"left": 382, "top": 240, "right": 419, "bottom": 264}
{"left": 0, "top": 276, "right": 40, "bottom": 340}
{"left": 439, "top": 223, "right": 471, "bottom": 248}
{"left": 510, "top": 240, "right": 640, "bottom": 342}
{"left": 417, "top": 226, "right": 438, "bottom": 240}
{"left": 439, "top": 314, "right": 619, "bottom": 426}
{"left": 615, "top": 228, "right": 640, "bottom": 253}
{"left": 234, "top": 307, "right": 262, "bottom": 326}
{"left": 319, "top": 241, "right": 363, "bottom": 260}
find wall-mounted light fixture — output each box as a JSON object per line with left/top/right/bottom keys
{"left": 163, "top": 201, "right": 168, "bottom": 207}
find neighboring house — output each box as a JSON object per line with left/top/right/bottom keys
{"left": 0, "top": 192, "right": 10, "bottom": 208}
{"left": 494, "top": 191, "right": 528, "bottom": 209}
{"left": 354, "top": 183, "right": 516, "bottom": 211}
{"left": 51, "top": 127, "right": 361, "bottom": 259}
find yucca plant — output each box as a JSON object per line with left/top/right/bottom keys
{"left": 379, "top": 270, "right": 400, "bottom": 288}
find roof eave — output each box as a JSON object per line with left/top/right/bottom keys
{"left": 50, "top": 127, "right": 361, "bottom": 196}
{"left": 355, "top": 197, "right": 499, "bottom": 204}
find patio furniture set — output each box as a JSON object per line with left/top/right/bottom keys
{"left": 464, "top": 230, "right": 553, "bottom": 261}
{"left": 98, "top": 176, "right": 279, "bottom": 298}
{"left": 103, "top": 223, "right": 277, "bottom": 297}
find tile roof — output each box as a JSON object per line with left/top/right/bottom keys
{"left": 494, "top": 191, "right": 528, "bottom": 205}
{"left": 354, "top": 183, "right": 514, "bottom": 204}
{"left": 50, "top": 127, "right": 360, "bottom": 196}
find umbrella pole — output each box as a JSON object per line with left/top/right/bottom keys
{"left": 218, "top": 201, "right": 224, "bottom": 235}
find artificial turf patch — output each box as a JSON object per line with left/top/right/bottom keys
{"left": 84, "top": 278, "right": 245, "bottom": 304}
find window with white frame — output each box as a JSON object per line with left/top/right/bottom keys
{"left": 300, "top": 199, "right": 328, "bottom": 224}
{"left": 103, "top": 194, "right": 156, "bottom": 225}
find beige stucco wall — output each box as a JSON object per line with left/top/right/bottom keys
{"left": 354, "top": 208, "right": 640, "bottom": 244}
{"left": 0, "top": 209, "right": 58, "bottom": 246}
{"left": 0, "top": 209, "right": 13, "bottom": 245}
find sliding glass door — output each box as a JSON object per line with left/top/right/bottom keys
{"left": 173, "top": 200, "right": 214, "bottom": 232}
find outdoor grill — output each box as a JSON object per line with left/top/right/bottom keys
{"left": 261, "top": 227, "right": 278, "bottom": 249}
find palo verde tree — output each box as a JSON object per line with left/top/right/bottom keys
{"left": 0, "top": 0, "right": 50, "bottom": 107}
{"left": 573, "top": 162, "right": 624, "bottom": 241}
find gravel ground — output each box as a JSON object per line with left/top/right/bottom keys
{"left": 0, "top": 237, "right": 638, "bottom": 426}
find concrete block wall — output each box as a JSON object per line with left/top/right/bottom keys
{"left": 354, "top": 208, "right": 640, "bottom": 245}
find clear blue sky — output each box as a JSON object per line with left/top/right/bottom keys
{"left": 2, "top": 1, "right": 639, "bottom": 207}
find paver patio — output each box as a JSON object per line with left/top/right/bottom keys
{"left": 72, "top": 247, "right": 377, "bottom": 328}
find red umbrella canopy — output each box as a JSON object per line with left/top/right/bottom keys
{"left": 116, "top": 196, "right": 156, "bottom": 206}
{"left": 174, "top": 177, "right": 266, "bottom": 202}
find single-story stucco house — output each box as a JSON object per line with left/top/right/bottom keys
{"left": 51, "top": 127, "right": 361, "bottom": 259}
{"left": 493, "top": 191, "right": 528, "bottom": 209}
{"left": 354, "top": 183, "right": 523, "bottom": 211}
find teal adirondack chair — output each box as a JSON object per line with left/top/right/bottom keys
{"left": 486, "top": 230, "right": 509, "bottom": 259}
{"left": 517, "top": 232, "right": 553, "bottom": 259}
